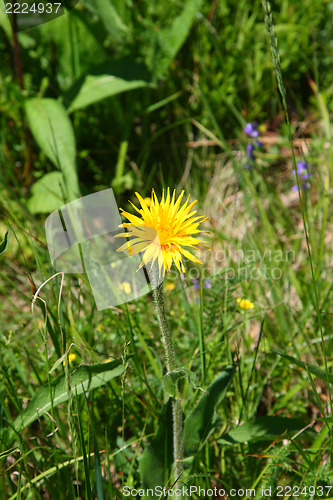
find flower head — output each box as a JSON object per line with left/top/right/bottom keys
{"left": 291, "top": 160, "right": 312, "bottom": 192}
{"left": 291, "top": 182, "right": 310, "bottom": 192}
{"left": 236, "top": 297, "right": 254, "bottom": 309}
{"left": 116, "top": 189, "right": 209, "bottom": 277}
{"left": 246, "top": 143, "right": 255, "bottom": 161}
{"left": 63, "top": 352, "right": 77, "bottom": 366}
{"left": 244, "top": 122, "right": 259, "bottom": 138}
{"left": 192, "top": 278, "right": 211, "bottom": 290}
{"left": 293, "top": 160, "right": 309, "bottom": 176}
{"left": 118, "top": 281, "right": 132, "bottom": 294}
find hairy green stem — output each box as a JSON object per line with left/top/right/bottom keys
{"left": 151, "top": 276, "right": 183, "bottom": 486}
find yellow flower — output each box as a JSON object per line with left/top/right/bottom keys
{"left": 236, "top": 298, "right": 254, "bottom": 310}
{"left": 63, "top": 352, "right": 77, "bottom": 366}
{"left": 165, "top": 282, "right": 176, "bottom": 291}
{"left": 116, "top": 188, "right": 209, "bottom": 277}
{"left": 68, "top": 352, "right": 77, "bottom": 363}
{"left": 119, "top": 281, "right": 132, "bottom": 294}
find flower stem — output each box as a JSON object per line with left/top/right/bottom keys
{"left": 152, "top": 277, "right": 183, "bottom": 486}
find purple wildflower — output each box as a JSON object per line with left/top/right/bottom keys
{"left": 244, "top": 122, "right": 259, "bottom": 138}
{"left": 192, "top": 279, "right": 200, "bottom": 290}
{"left": 192, "top": 278, "right": 212, "bottom": 290}
{"left": 292, "top": 160, "right": 310, "bottom": 176}
{"left": 292, "top": 182, "right": 310, "bottom": 192}
{"left": 246, "top": 143, "right": 255, "bottom": 161}
{"left": 291, "top": 160, "right": 312, "bottom": 192}
{"left": 204, "top": 279, "right": 212, "bottom": 289}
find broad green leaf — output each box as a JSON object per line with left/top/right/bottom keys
{"left": 65, "top": 60, "right": 152, "bottom": 113}
{"left": 3, "top": 360, "right": 125, "bottom": 445}
{"left": 273, "top": 349, "right": 333, "bottom": 385}
{"left": 0, "top": 230, "right": 10, "bottom": 256}
{"left": 95, "top": 0, "right": 129, "bottom": 40}
{"left": 139, "top": 400, "right": 173, "bottom": 494}
{"left": 27, "top": 172, "right": 67, "bottom": 214}
{"left": 39, "top": 10, "right": 107, "bottom": 85}
{"left": 25, "top": 98, "right": 79, "bottom": 202}
{"left": 219, "top": 416, "right": 310, "bottom": 444}
{"left": 153, "top": 0, "right": 204, "bottom": 77}
{"left": 183, "top": 365, "right": 234, "bottom": 455}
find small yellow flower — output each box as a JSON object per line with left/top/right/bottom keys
{"left": 116, "top": 188, "right": 209, "bottom": 277}
{"left": 119, "top": 281, "right": 132, "bottom": 294}
{"left": 63, "top": 352, "right": 77, "bottom": 366}
{"left": 236, "top": 298, "right": 254, "bottom": 310}
{"left": 97, "top": 324, "right": 104, "bottom": 332}
{"left": 68, "top": 352, "right": 77, "bottom": 363}
{"left": 165, "top": 282, "right": 176, "bottom": 291}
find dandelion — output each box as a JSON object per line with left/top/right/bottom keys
{"left": 116, "top": 188, "right": 209, "bottom": 278}
{"left": 236, "top": 297, "right": 254, "bottom": 309}
{"left": 165, "top": 282, "right": 176, "bottom": 291}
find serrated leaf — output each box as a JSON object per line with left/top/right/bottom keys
{"left": 3, "top": 360, "right": 125, "bottom": 445}
{"left": 219, "top": 416, "right": 309, "bottom": 445}
{"left": 0, "top": 230, "right": 10, "bottom": 256}
{"left": 139, "top": 400, "right": 173, "bottom": 494}
{"left": 25, "top": 98, "right": 79, "bottom": 202}
{"left": 183, "top": 366, "right": 234, "bottom": 455}
{"left": 65, "top": 59, "right": 152, "bottom": 113}
{"left": 27, "top": 172, "right": 67, "bottom": 214}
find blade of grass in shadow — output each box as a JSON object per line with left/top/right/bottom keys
{"left": 76, "top": 388, "right": 92, "bottom": 500}
{"left": 81, "top": 385, "right": 104, "bottom": 500}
